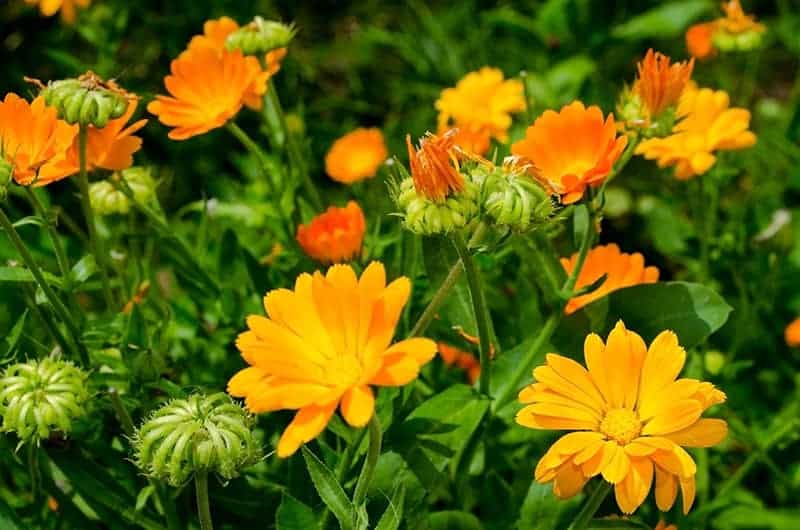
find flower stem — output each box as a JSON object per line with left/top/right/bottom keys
{"left": 567, "top": 480, "right": 611, "bottom": 530}
{"left": 226, "top": 122, "right": 277, "bottom": 194}
{"left": 21, "top": 281, "right": 72, "bottom": 356}
{"left": 27, "top": 443, "right": 40, "bottom": 501}
{"left": 23, "top": 187, "right": 72, "bottom": 287}
{"left": 76, "top": 126, "right": 114, "bottom": 309}
{"left": 352, "top": 415, "right": 382, "bottom": 508}
{"left": 0, "top": 206, "right": 88, "bottom": 365}
{"left": 195, "top": 470, "right": 214, "bottom": 530}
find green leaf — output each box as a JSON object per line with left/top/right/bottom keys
{"left": 611, "top": 0, "right": 713, "bottom": 40}
{"left": 276, "top": 494, "right": 319, "bottom": 530}
{"left": 709, "top": 506, "right": 800, "bottom": 529}
{"left": 425, "top": 511, "right": 483, "bottom": 530}
{"left": 0, "top": 267, "right": 62, "bottom": 288}
{"left": 12, "top": 215, "right": 45, "bottom": 228}
{"left": 545, "top": 56, "right": 597, "bottom": 105}
{"left": 374, "top": 485, "right": 405, "bottom": 530}
{"left": 69, "top": 255, "right": 97, "bottom": 285}
{"left": 0, "top": 497, "right": 23, "bottom": 530}
{"left": 1, "top": 309, "right": 27, "bottom": 361}
{"left": 572, "top": 204, "right": 590, "bottom": 249}
{"left": 301, "top": 447, "right": 355, "bottom": 530}
{"left": 135, "top": 485, "right": 155, "bottom": 512}
{"left": 517, "top": 482, "right": 581, "bottom": 530}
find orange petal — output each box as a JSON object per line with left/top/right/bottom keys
{"left": 340, "top": 385, "right": 375, "bottom": 427}
{"left": 276, "top": 402, "right": 337, "bottom": 458}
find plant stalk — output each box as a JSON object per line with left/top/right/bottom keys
{"left": 352, "top": 415, "right": 382, "bottom": 508}
{"left": 567, "top": 481, "right": 612, "bottom": 530}
{"left": 195, "top": 470, "right": 213, "bottom": 530}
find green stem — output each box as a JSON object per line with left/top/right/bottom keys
{"left": 21, "top": 282, "right": 72, "bottom": 357}
{"left": 195, "top": 470, "right": 213, "bottom": 530}
{"left": 226, "top": 122, "right": 277, "bottom": 193}
{"left": 24, "top": 187, "right": 72, "bottom": 286}
{"left": 0, "top": 206, "right": 88, "bottom": 365}
{"left": 108, "top": 388, "right": 136, "bottom": 436}
{"left": 567, "top": 481, "right": 611, "bottom": 530}
{"left": 352, "top": 416, "right": 382, "bottom": 508}
{"left": 77, "top": 125, "right": 114, "bottom": 309}
{"left": 27, "top": 443, "right": 40, "bottom": 501}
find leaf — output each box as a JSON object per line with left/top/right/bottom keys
{"left": 0, "top": 497, "right": 23, "bottom": 530}
{"left": 12, "top": 215, "right": 45, "bottom": 228}
{"left": 421, "top": 236, "right": 474, "bottom": 334}
{"left": 374, "top": 485, "right": 405, "bottom": 530}
{"left": 545, "top": 56, "right": 597, "bottom": 104}
{"left": 276, "top": 494, "right": 319, "bottom": 530}
{"left": 135, "top": 485, "right": 155, "bottom": 512}
{"left": 710, "top": 506, "right": 800, "bottom": 529}
{"left": 0, "top": 267, "right": 62, "bottom": 288}
{"left": 611, "top": 0, "right": 713, "bottom": 40}
{"left": 69, "top": 255, "right": 97, "bottom": 285}
{"left": 517, "top": 481, "right": 581, "bottom": 530}
{"left": 572, "top": 204, "right": 590, "bottom": 249}
{"left": 301, "top": 447, "right": 355, "bottom": 530}
{"left": 1, "top": 309, "right": 27, "bottom": 361}
{"left": 425, "top": 511, "right": 483, "bottom": 530}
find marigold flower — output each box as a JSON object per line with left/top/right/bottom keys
{"left": 517, "top": 321, "right": 728, "bottom": 515}
{"left": 296, "top": 201, "right": 366, "bottom": 264}
{"left": 785, "top": 318, "right": 800, "bottom": 347}
{"left": 686, "top": 23, "right": 717, "bottom": 60}
{"left": 228, "top": 262, "right": 437, "bottom": 457}
{"left": 147, "top": 47, "right": 264, "bottom": 140}
{"left": 436, "top": 67, "right": 525, "bottom": 155}
{"left": 562, "top": 244, "right": 660, "bottom": 314}
{"left": 24, "top": 0, "right": 89, "bottom": 24}
{"left": 655, "top": 521, "right": 678, "bottom": 530}
{"left": 511, "top": 102, "right": 627, "bottom": 204}
{"left": 438, "top": 343, "right": 480, "bottom": 384}
{"left": 324, "top": 128, "right": 388, "bottom": 184}
{"left": 635, "top": 87, "right": 756, "bottom": 179}
{"left": 407, "top": 130, "right": 465, "bottom": 201}
{"left": 0, "top": 94, "right": 77, "bottom": 187}
{"left": 633, "top": 49, "right": 694, "bottom": 118}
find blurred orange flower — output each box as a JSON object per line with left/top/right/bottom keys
{"left": 406, "top": 130, "right": 465, "bottom": 201}
{"left": 634, "top": 49, "right": 694, "bottom": 118}
{"left": 438, "top": 342, "right": 480, "bottom": 384}
{"left": 686, "top": 23, "right": 716, "bottom": 60}
{"left": 148, "top": 47, "right": 264, "bottom": 140}
{"left": 0, "top": 94, "right": 77, "bottom": 187}
{"left": 561, "top": 244, "right": 659, "bottom": 314}
{"left": 785, "top": 318, "right": 800, "bottom": 347}
{"left": 228, "top": 262, "right": 437, "bottom": 457}
{"left": 718, "top": 0, "right": 765, "bottom": 34}
{"left": 24, "top": 0, "right": 89, "bottom": 24}
{"left": 655, "top": 522, "right": 678, "bottom": 530}
{"left": 296, "top": 201, "right": 366, "bottom": 264}
{"left": 512, "top": 101, "right": 627, "bottom": 204}
{"left": 324, "top": 128, "right": 388, "bottom": 184}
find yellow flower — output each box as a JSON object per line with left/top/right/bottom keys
{"left": 227, "top": 262, "right": 437, "bottom": 457}
{"left": 324, "top": 128, "right": 388, "bottom": 184}
{"left": 517, "top": 321, "right": 728, "bottom": 515}
{"left": 24, "top": 0, "right": 89, "bottom": 24}
{"left": 635, "top": 87, "right": 756, "bottom": 179}
{"left": 436, "top": 67, "right": 525, "bottom": 155}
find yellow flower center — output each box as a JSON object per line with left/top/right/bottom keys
{"left": 599, "top": 408, "right": 641, "bottom": 445}
{"left": 326, "top": 355, "right": 363, "bottom": 389}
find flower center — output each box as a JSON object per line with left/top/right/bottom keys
{"left": 326, "top": 356, "right": 363, "bottom": 389}
{"left": 599, "top": 408, "right": 641, "bottom": 445}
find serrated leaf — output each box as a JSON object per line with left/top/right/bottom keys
{"left": 301, "top": 447, "right": 355, "bottom": 530}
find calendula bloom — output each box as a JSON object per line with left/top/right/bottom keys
{"left": 0, "top": 94, "right": 77, "bottom": 186}
{"left": 517, "top": 321, "right": 728, "bottom": 515}
{"left": 635, "top": 87, "right": 756, "bottom": 179}
{"left": 511, "top": 102, "right": 627, "bottom": 204}
{"left": 785, "top": 318, "right": 800, "bottom": 347}
{"left": 406, "top": 130, "right": 465, "bottom": 201}
{"left": 561, "top": 244, "right": 660, "bottom": 315}
{"left": 718, "top": 0, "right": 765, "bottom": 35}
{"left": 438, "top": 343, "right": 480, "bottom": 384}
{"left": 147, "top": 47, "right": 264, "bottom": 140}
{"left": 296, "top": 201, "right": 366, "bottom": 264}
{"left": 655, "top": 522, "right": 678, "bottom": 530}
{"left": 228, "top": 262, "right": 437, "bottom": 457}
{"left": 435, "top": 67, "right": 526, "bottom": 155}
{"left": 634, "top": 49, "right": 694, "bottom": 118}
{"left": 324, "top": 128, "right": 388, "bottom": 184}
{"left": 265, "top": 47, "right": 288, "bottom": 76}
{"left": 686, "top": 23, "right": 717, "bottom": 60}
{"left": 24, "top": 0, "right": 89, "bottom": 24}
{"left": 686, "top": 1, "right": 765, "bottom": 59}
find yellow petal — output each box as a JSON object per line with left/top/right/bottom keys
{"left": 552, "top": 461, "right": 589, "bottom": 499}
{"left": 641, "top": 400, "right": 703, "bottom": 436}
{"left": 545, "top": 353, "right": 606, "bottom": 412}
{"left": 680, "top": 474, "right": 696, "bottom": 514}
{"left": 654, "top": 465, "right": 678, "bottom": 511}
{"left": 245, "top": 381, "right": 336, "bottom": 413}
{"left": 601, "top": 442, "right": 631, "bottom": 484}
{"left": 276, "top": 401, "right": 337, "bottom": 457}
{"left": 340, "top": 385, "right": 375, "bottom": 427}
{"left": 665, "top": 418, "right": 728, "bottom": 447}
{"left": 369, "top": 353, "right": 419, "bottom": 386}
{"left": 227, "top": 366, "right": 267, "bottom": 397}
{"left": 614, "top": 458, "right": 653, "bottom": 514}
{"left": 638, "top": 331, "right": 685, "bottom": 418}
{"left": 516, "top": 404, "right": 597, "bottom": 431}
{"left": 603, "top": 321, "right": 646, "bottom": 409}
{"left": 584, "top": 332, "right": 611, "bottom": 403}
{"left": 532, "top": 363, "right": 606, "bottom": 416}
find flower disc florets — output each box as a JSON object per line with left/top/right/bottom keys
{"left": 0, "top": 358, "right": 89, "bottom": 445}
{"left": 225, "top": 17, "right": 296, "bottom": 55}
{"left": 132, "top": 393, "right": 261, "bottom": 487}
{"left": 35, "top": 72, "right": 131, "bottom": 128}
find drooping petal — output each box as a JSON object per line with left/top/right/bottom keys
{"left": 600, "top": 442, "right": 631, "bottom": 484}
{"left": 276, "top": 401, "right": 337, "bottom": 457}
{"left": 654, "top": 465, "right": 679, "bottom": 511}
{"left": 614, "top": 457, "right": 653, "bottom": 514}
{"left": 340, "top": 385, "right": 375, "bottom": 427}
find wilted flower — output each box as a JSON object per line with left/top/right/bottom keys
{"left": 785, "top": 318, "right": 800, "bottom": 347}
{"left": 37, "top": 72, "right": 130, "bottom": 128}
{"left": 512, "top": 102, "right": 627, "bottom": 204}
{"left": 296, "top": 201, "right": 366, "bottom": 263}
{"left": 631, "top": 49, "right": 694, "bottom": 123}
{"left": 24, "top": 0, "right": 90, "bottom": 24}
{"left": 561, "top": 244, "right": 660, "bottom": 314}
{"left": 90, "top": 167, "right": 156, "bottom": 215}
{"left": 228, "top": 262, "right": 437, "bottom": 457}
{"left": 132, "top": 393, "right": 261, "bottom": 486}
{"left": 324, "top": 128, "right": 388, "bottom": 184}
{"left": 517, "top": 321, "right": 728, "bottom": 514}
{"left": 406, "top": 130, "right": 465, "bottom": 201}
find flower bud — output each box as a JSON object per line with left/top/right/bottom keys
{"left": 0, "top": 158, "right": 12, "bottom": 202}
{"left": 616, "top": 86, "right": 676, "bottom": 138}
{"left": 0, "top": 358, "right": 89, "bottom": 445}
{"left": 713, "top": 28, "right": 765, "bottom": 52}
{"left": 132, "top": 393, "right": 261, "bottom": 487}
{"left": 90, "top": 167, "right": 156, "bottom": 215}
{"left": 393, "top": 177, "right": 479, "bottom": 235}
{"left": 37, "top": 72, "right": 130, "bottom": 128}
{"left": 478, "top": 160, "right": 554, "bottom": 232}
{"left": 225, "top": 17, "right": 296, "bottom": 55}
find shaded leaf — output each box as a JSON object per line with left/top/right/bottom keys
{"left": 301, "top": 447, "right": 355, "bottom": 530}
{"left": 276, "top": 494, "right": 319, "bottom": 530}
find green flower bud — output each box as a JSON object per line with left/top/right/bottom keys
{"left": 225, "top": 17, "right": 296, "bottom": 55}
{"left": 0, "top": 158, "right": 12, "bottom": 202}
{"left": 393, "top": 177, "right": 479, "bottom": 235}
{"left": 0, "top": 358, "right": 89, "bottom": 445}
{"left": 477, "top": 160, "right": 554, "bottom": 232}
{"left": 616, "top": 86, "right": 675, "bottom": 138}
{"left": 38, "top": 72, "right": 130, "bottom": 128}
{"left": 90, "top": 167, "right": 155, "bottom": 216}
{"left": 132, "top": 393, "right": 261, "bottom": 487}
{"left": 714, "top": 28, "right": 765, "bottom": 53}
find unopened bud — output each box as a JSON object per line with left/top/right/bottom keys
{"left": 37, "top": 72, "right": 130, "bottom": 128}
{"left": 393, "top": 177, "right": 479, "bottom": 235}
{"left": 478, "top": 161, "right": 554, "bottom": 232}
{"left": 225, "top": 17, "right": 296, "bottom": 55}
{"left": 90, "top": 167, "right": 155, "bottom": 215}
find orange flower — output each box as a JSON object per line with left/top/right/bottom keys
{"left": 438, "top": 343, "right": 480, "bottom": 384}
{"left": 655, "top": 522, "right": 678, "bottom": 530}
{"left": 633, "top": 49, "right": 694, "bottom": 118}
{"left": 24, "top": 0, "right": 90, "bottom": 24}
{"left": 785, "top": 318, "right": 800, "bottom": 347}
{"left": 324, "top": 128, "right": 388, "bottom": 184}
{"left": 718, "top": 0, "right": 765, "bottom": 34}
{"left": 511, "top": 102, "right": 627, "bottom": 204}
{"left": 686, "top": 23, "right": 716, "bottom": 60}
{"left": 228, "top": 262, "right": 437, "bottom": 457}
{"left": 0, "top": 94, "right": 77, "bottom": 187}
{"left": 406, "top": 130, "right": 465, "bottom": 201}
{"left": 296, "top": 201, "right": 366, "bottom": 264}
{"left": 265, "top": 48, "right": 288, "bottom": 76}
{"left": 447, "top": 127, "right": 492, "bottom": 157}
{"left": 562, "top": 244, "right": 659, "bottom": 314}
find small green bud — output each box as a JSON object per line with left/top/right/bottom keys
{"left": 90, "top": 167, "right": 156, "bottom": 216}
{"left": 132, "top": 393, "right": 261, "bottom": 487}
{"left": 393, "top": 177, "right": 480, "bottom": 235}
{"left": 0, "top": 358, "right": 89, "bottom": 445}
{"left": 714, "top": 28, "right": 765, "bottom": 53}
{"left": 477, "top": 160, "right": 554, "bottom": 232}
{"left": 225, "top": 17, "right": 296, "bottom": 55}
{"left": 38, "top": 72, "right": 130, "bottom": 128}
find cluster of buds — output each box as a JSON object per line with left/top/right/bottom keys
{"left": 0, "top": 358, "right": 90, "bottom": 446}
{"left": 225, "top": 17, "right": 296, "bottom": 55}
{"left": 89, "top": 167, "right": 156, "bottom": 216}
{"left": 132, "top": 393, "right": 261, "bottom": 487}
{"left": 33, "top": 72, "right": 131, "bottom": 128}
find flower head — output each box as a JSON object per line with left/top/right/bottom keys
{"left": 511, "top": 102, "right": 627, "bottom": 204}
{"left": 718, "top": 0, "right": 765, "bottom": 35}
{"left": 633, "top": 49, "right": 694, "bottom": 119}
{"left": 0, "top": 93, "right": 77, "bottom": 187}
{"left": 785, "top": 317, "right": 800, "bottom": 347}
{"left": 90, "top": 167, "right": 156, "bottom": 216}
{"left": 686, "top": 23, "right": 716, "bottom": 60}
{"left": 562, "top": 244, "right": 660, "bottom": 314}
{"left": 324, "top": 128, "right": 388, "bottom": 184}
{"left": 147, "top": 46, "right": 264, "bottom": 140}
{"left": 24, "top": 0, "right": 90, "bottom": 24}
{"left": 228, "top": 262, "right": 437, "bottom": 457}
{"left": 406, "top": 130, "right": 465, "bottom": 201}
{"left": 435, "top": 67, "right": 525, "bottom": 155}
{"left": 296, "top": 201, "right": 366, "bottom": 264}
{"left": 517, "top": 321, "right": 728, "bottom": 515}
{"left": 37, "top": 72, "right": 131, "bottom": 128}
{"left": 225, "top": 17, "right": 296, "bottom": 55}
{"left": 635, "top": 87, "right": 756, "bottom": 179}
